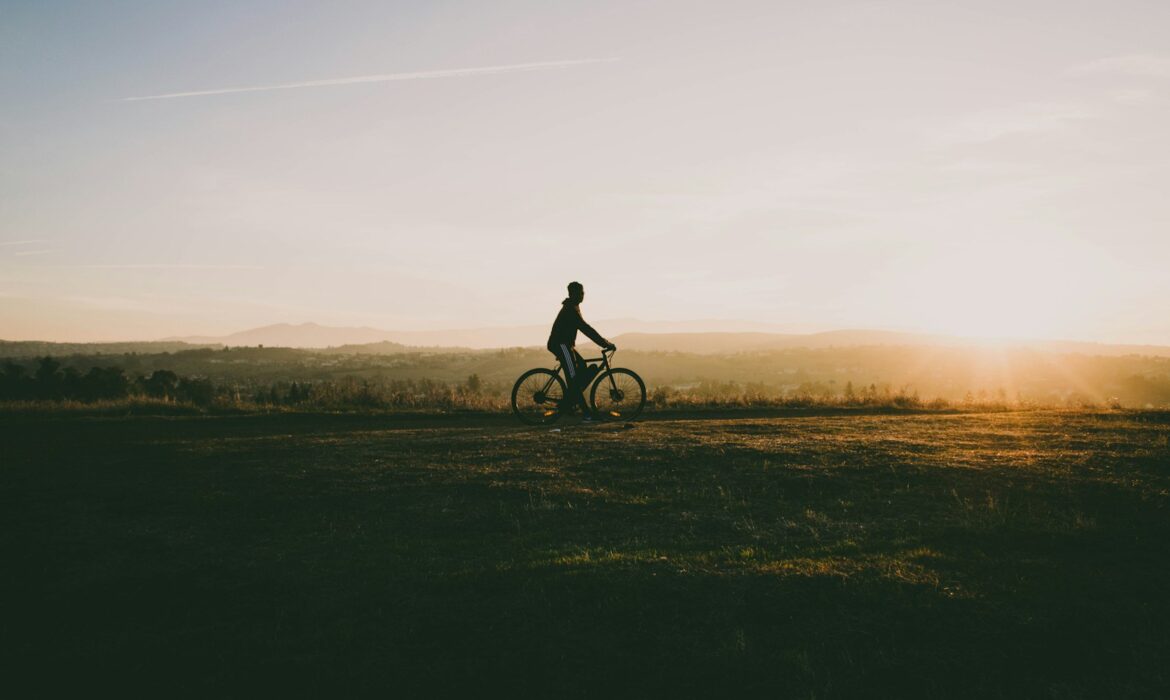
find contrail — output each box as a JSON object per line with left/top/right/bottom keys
{"left": 121, "top": 58, "right": 617, "bottom": 101}
{"left": 41, "top": 264, "right": 265, "bottom": 270}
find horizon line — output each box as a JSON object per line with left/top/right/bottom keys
{"left": 3, "top": 325, "right": 1167, "bottom": 350}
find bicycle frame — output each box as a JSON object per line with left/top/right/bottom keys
{"left": 544, "top": 347, "right": 616, "bottom": 394}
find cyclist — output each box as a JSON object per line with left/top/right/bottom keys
{"left": 547, "top": 281, "right": 615, "bottom": 421}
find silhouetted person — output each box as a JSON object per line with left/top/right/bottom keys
{"left": 547, "top": 281, "right": 615, "bottom": 422}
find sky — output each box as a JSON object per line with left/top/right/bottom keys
{"left": 2, "top": 0, "right": 1169, "bottom": 344}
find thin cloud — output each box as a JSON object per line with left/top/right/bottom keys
{"left": 931, "top": 102, "right": 1094, "bottom": 146}
{"left": 1111, "top": 88, "right": 1158, "bottom": 105}
{"left": 12, "top": 249, "right": 55, "bottom": 256}
{"left": 121, "top": 58, "right": 617, "bottom": 101}
{"left": 39, "top": 264, "right": 265, "bottom": 270}
{"left": 1072, "top": 53, "right": 1170, "bottom": 77}
{"left": 0, "top": 239, "right": 47, "bottom": 247}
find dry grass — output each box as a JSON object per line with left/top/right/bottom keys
{"left": 3, "top": 409, "right": 1169, "bottom": 696}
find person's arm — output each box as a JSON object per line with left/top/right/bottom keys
{"left": 574, "top": 307, "right": 613, "bottom": 348}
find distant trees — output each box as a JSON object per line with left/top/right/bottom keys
{"left": 73, "top": 366, "right": 131, "bottom": 400}
{"left": 14, "top": 350, "right": 1163, "bottom": 412}
{"left": 1, "top": 361, "right": 33, "bottom": 400}
{"left": 177, "top": 377, "right": 214, "bottom": 405}
{"left": 142, "top": 370, "right": 179, "bottom": 398}
{"left": 35, "top": 357, "right": 63, "bottom": 396}
{"left": 250, "top": 381, "right": 315, "bottom": 406}
{"left": 463, "top": 374, "right": 482, "bottom": 395}
{"left": 0, "top": 357, "right": 213, "bottom": 405}
{"left": 0, "top": 357, "right": 130, "bottom": 401}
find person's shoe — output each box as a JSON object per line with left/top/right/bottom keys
{"left": 581, "top": 413, "right": 596, "bottom": 423}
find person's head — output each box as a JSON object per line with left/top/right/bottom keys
{"left": 567, "top": 281, "right": 584, "bottom": 303}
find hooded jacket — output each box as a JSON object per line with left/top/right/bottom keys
{"left": 547, "top": 298, "right": 608, "bottom": 352}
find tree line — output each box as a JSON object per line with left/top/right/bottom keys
{"left": 1, "top": 357, "right": 214, "bottom": 405}
{"left": 0, "top": 357, "right": 494, "bottom": 410}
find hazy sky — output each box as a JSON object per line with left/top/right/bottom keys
{"left": 3, "top": 0, "right": 1169, "bottom": 343}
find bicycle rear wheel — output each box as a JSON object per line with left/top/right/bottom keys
{"left": 590, "top": 368, "right": 646, "bottom": 419}
{"left": 511, "top": 368, "right": 566, "bottom": 425}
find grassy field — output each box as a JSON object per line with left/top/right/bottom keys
{"left": 3, "top": 409, "right": 1169, "bottom": 697}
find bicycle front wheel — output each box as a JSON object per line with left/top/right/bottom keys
{"left": 511, "top": 368, "right": 566, "bottom": 425}
{"left": 590, "top": 368, "right": 646, "bottom": 419}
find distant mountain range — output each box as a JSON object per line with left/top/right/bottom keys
{"left": 162, "top": 319, "right": 802, "bottom": 350}
{"left": 155, "top": 321, "right": 1170, "bottom": 358}
{"left": 165, "top": 323, "right": 422, "bottom": 349}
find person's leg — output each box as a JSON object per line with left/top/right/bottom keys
{"left": 571, "top": 348, "right": 597, "bottom": 419}
{"left": 557, "top": 343, "right": 591, "bottom": 417}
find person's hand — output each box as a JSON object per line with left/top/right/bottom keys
{"left": 605, "top": 341, "right": 617, "bottom": 351}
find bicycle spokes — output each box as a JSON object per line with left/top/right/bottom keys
{"left": 592, "top": 369, "right": 644, "bottom": 417}
{"left": 511, "top": 368, "right": 566, "bottom": 425}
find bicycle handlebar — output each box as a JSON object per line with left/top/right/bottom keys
{"left": 578, "top": 345, "right": 616, "bottom": 364}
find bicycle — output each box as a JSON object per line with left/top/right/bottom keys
{"left": 511, "top": 347, "right": 646, "bottom": 425}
